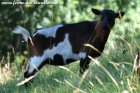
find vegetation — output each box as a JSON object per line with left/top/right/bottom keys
{"left": 0, "top": 0, "right": 140, "bottom": 93}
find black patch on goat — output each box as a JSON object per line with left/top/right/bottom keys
{"left": 56, "top": 21, "right": 96, "bottom": 54}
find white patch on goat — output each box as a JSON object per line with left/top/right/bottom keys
{"left": 28, "top": 33, "right": 86, "bottom": 74}
{"left": 13, "top": 26, "right": 30, "bottom": 42}
{"left": 33, "top": 24, "right": 63, "bottom": 38}
{"left": 28, "top": 56, "right": 43, "bottom": 74}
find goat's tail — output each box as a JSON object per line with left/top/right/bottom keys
{"left": 13, "top": 26, "right": 30, "bottom": 42}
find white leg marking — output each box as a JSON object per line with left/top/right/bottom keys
{"left": 28, "top": 56, "right": 44, "bottom": 74}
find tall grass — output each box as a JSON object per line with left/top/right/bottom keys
{"left": 0, "top": 41, "right": 140, "bottom": 93}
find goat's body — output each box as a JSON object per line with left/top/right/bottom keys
{"left": 27, "top": 21, "right": 104, "bottom": 73}
{"left": 28, "top": 21, "right": 105, "bottom": 65}
{"left": 30, "top": 21, "right": 96, "bottom": 56}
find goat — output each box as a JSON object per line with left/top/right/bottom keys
{"left": 13, "top": 8, "right": 124, "bottom": 85}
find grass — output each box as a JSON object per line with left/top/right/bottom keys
{"left": 0, "top": 42, "right": 140, "bottom": 93}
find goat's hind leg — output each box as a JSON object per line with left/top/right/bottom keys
{"left": 79, "top": 58, "right": 90, "bottom": 75}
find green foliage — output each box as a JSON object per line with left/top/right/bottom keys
{"left": 0, "top": 0, "right": 140, "bottom": 92}
{"left": 0, "top": 0, "right": 139, "bottom": 58}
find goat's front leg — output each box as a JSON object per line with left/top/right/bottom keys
{"left": 23, "top": 56, "right": 44, "bottom": 86}
{"left": 79, "top": 58, "right": 90, "bottom": 75}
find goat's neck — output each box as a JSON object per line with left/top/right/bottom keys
{"left": 95, "top": 20, "right": 114, "bottom": 41}
{"left": 93, "top": 21, "right": 114, "bottom": 52}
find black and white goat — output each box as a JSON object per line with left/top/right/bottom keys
{"left": 13, "top": 8, "right": 124, "bottom": 84}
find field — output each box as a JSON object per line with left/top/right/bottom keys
{"left": 1, "top": 0, "right": 140, "bottom": 93}
{"left": 0, "top": 42, "right": 140, "bottom": 93}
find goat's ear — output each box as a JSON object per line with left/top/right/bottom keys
{"left": 91, "top": 8, "right": 101, "bottom": 15}
{"left": 116, "top": 12, "right": 125, "bottom": 19}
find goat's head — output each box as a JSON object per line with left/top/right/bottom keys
{"left": 91, "top": 8, "right": 124, "bottom": 31}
